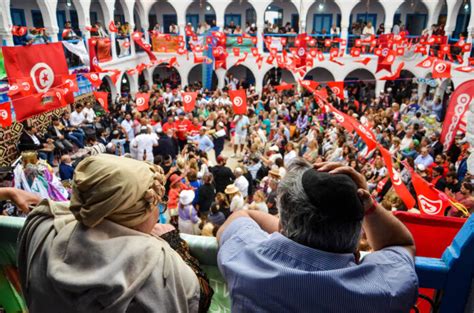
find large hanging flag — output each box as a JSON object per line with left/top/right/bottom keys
{"left": 229, "top": 89, "right": 247, "bottom": 114}
{"left": 2, "top": 42, "right": 70, "bottom": 121}
{"left": 135, "top": 92, "right": 150, "bottom": 112}
{"left": 182, "top": 92, "right": 197, "bottom": 112}
{"left": 300, "top": 80, "right": 319, "bottom": 93}
{"left": 83, "top": 72, "right": 103, "bottom": 88}
{"left": 132, "top": 32, "right": 157, "bottom": 62}
{"left": 88, "top": 38, "right": 103, "bottom": 72}
{"left": 0, "top": 102, "right": 12, "bottom": 127}
{"left": 93, "top": 91, "right": 109, "bottom": 112}
{"left": 379, "top": 147, "right": 416, "bottom": 209}
{"left": 440, "top": 79, "right": 474, "bottom": 151}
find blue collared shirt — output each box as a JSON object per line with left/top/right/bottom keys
{"left": 218, "top": 217, "right": 418, "bottom": 313}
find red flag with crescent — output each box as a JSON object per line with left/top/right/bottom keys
{"left": 83, "top": 72, "right": 103, "bottom": 88}
{"left": 109, "top": 21, "right": 118, "bottom": 33}
{"left": 327, "top": 81, "right": 344, "bottom": 100}
{"left": 0, "top": 102, "right": 12, "bottom": 127}
{"left": 229, "top": 89, "right": 247, "bottom": 114}
{"left": 432, "top": 60, "right": 451, "bottom": 79}
{"left": 182, "top": 92, "right": 197, "bottom": 112}
{"left": 135, "top": 92, "right": 150, "bottom": 112}
{"left": 93, "top": 91, "right": 109, "bottom": 112}
{"left": 2, "top": 42, "right": 70, "bottom": 121}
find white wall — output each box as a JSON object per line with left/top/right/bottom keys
{"left": 11, "top": 1, "right": 43, "bottom": 27}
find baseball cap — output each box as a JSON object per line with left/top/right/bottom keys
{"left": 301, "top": 169, "right": 364, "bottom": 222}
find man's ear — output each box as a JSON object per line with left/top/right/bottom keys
{"left": 278, "top": 222, "right": 283, "bottom": 234}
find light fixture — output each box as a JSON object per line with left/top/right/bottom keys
{"left": 66, "top": 0, "right": 72, "bottom": 7}
{"left": 122, "top": 78, "right": 127, "bottom": 84}
{"left": 318, "top": 3, "right": 324, "bottom": 10}
{"left": 206, "top": 5, "right": 211, "bottom": 11}
{"left": 464, "top": 3, "right": 469, "bottom": 11}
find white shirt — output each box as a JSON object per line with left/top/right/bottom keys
{"left": 131, "top": 133, "right": 157, "bottom": 162}
{"left": 70, "top": 111, "right": 85, "bottom": 127}
{"left": 362, "top": 26, "right": 375, "bottom": 36}
{"left": 284, "top": 150, "right": 297, "bottom": 166}
{"left": 121, "top": 119, "right": 135, "bottom": 141}
{"left": 230, "top": 194, "right": 245, "bottom": 212}
{"left": 400, "top": 136, "right": 413, "bottom": 151}
{"left": 234, "top": 175, "right": 249, "bottom": 198}
{"left": 82, "top": 107, "right": 95, "bottom": 123}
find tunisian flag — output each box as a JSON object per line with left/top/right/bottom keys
{"left": 182, "top": 92, "right": 197, "bottom": 112}
{"left": 0, "top": 102, "right": 12, "bottom": 127}
{"left": 135, "top": 92, "right": 150, "bottom": 112}
{"left": 327, "top": 81, "right": 344, "bottom": 100}
{"left": 2, "top": 42, "right": 70, "bottom": 121}
{"left": 229, "top": 89, "right": 247, "bottom": 114}
{"left": 440, "top": 79, "right": 474, "bottom": 151}
{"left": 432, "top": 60, "right": 451, "bottom": 79}
{"left": 93, "top": 91, "right": 109, "bottom": 112}
{"left": 405, "top": 161, "right": 450, "bottom": 216}
{"left": 379, "top": 147, "right": 416, "bottom": 209}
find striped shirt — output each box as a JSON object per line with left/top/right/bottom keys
{"left": 218, "top": 217, "right": 418, "bottom": 313}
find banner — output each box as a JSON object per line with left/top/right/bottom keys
{"left": 229, "top": 89, "right": 247, "bottom": 114}
{"left": 327, "top": 81, "right": 344, "bottom": 100}
{"left": 97, "top": 38, "right": 112, "bottom": 62}
{"left": 182, "top": 92, "right": 197, "bottom": 112}
{"left": 440, "top": 79, "right": 474, "bottom": 151}
{"left": 405, "top": 162, "right": 450, "bottom": 216}
{"left": 226, "top": 36, "right": 255, "bottom": 53}
{"left": 88, "top": 38, "right": 102, "bottom": 72}
{"left": 2, "top": 42, "right": 70, "bottom": 121}
{"left": 379, "top": 147, "right": 416, "bottom": 209}
{"left": 152, "top": 36, "right": 179, "bottom": 53}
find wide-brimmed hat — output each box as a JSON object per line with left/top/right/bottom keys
{"left": 224, "top": 184, "right": 239, "bottom": 195}
{"left": 179, "top": 189, "right": 195, "bottom": 205}
{"left": 169, "top": 174, "right": 182, "bottom": 186}
{"left": 269, "top": 168, "right": 281, "bottom": 178}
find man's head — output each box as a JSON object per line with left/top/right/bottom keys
{"left": 234, "top": 167, "right": 243, "bottom": 177}
{"left": 420, "top": 147, "right": 429, "bottom": 157}
{"left": 277, "top": 158, "right": 363, "bottom": 253}
{"left": 75, "top": 104, "right": 83, "bottom": 113}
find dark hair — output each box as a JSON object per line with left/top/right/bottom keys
{"left": 447, "top": 171, "right": 457, "bottom": 179}
{"left": 462, "top": 182, "right": 473, "bottom": 193}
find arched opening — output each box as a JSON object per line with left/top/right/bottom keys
{"left": 89, "top": 0, "right": 105, "bottom": 27}
{"left": 188, "top": 65, "right": 217, "bottom": 90}
{"left": 263, "top": 67, "right": 296, "bottom": 86}
{"left": 394, "top": 0, "right": 429, "bottom": 35}
{"left": 120, "top": 73, "right": 131, "bottom": 94}
{"left": 344, "top": 68, "right": 376, "bottom": 101}
{"left": 436, "top": 1, "right": 448, "bottom": 26}
{"left": 264, "top": 1, "right": 299, "bottom": 33}
{"left": 306, "top": 0, "right": 342, "bottom": 35}
{"left": 226, "top": 65, "right": 256, "bottom": 89}
{"left": 224, "top": 0, "right": 256, "bottom": 33}
{"left": 304, "top": 67, "right": 336, "bottom": 84}
{"left": 113, "top": 1, "right": 131, "bottom": 57}
{"left": 384, "top": 70, "right": 417, "bottom": 104}
{"left": 138, "top": 69, "right": 150, "bottom": 91}
{"left": 153, "top": 64, "right": 182, "bottom": 88}
{"left": 99, "top": 76, "right": 115, "bottom": 108}
{"left": 349, "top": 0, "right": 385, "bottom": 35}
{"left": 453, "top": 1, "right": 471, "bottom": 38}
{"left": 133, "top": 2, "right": 145, "bottom": 32}
{"left": 186, "top": 1, "right": 217, "bottom": 31}
{"left": 148, "top": 0, "right": 177, "bottom": 33}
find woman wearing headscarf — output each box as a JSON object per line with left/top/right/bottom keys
{"left": 17, "top": 154, "right": 206, "bottom": 313}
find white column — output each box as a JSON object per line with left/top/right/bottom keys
{"left": 444, "top": 0, "right": 463, "bottom": 36}
{"left": 73, "top": 0, "right": 92, "bottom": 39}
{"left": 379, "top": 0, "right": 404, "bottom": 35}
{"left": 38, "top": 0, "right": 60, "bottom": 42}
{"left": 334, "top": 0, "right": 357, "bottom": 55}
{"left": 0, "top": 0, "right": 13, "bottom": 46}
{"left": 216, "top": 68, "right": 226, "bottom": 89}
{"left": 423, "top": 0, "right": 445, "bottom": 29}
{"left": 120, "top": 0, "right": 136, "bottom": 55}
{"left": 101, "top": 0, "right": 117, "bottom": 59}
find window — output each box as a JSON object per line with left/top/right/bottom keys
{"left": 31, "top": 10, "right": 44, "bottom": 28}
{"left": 11, "top": 8, "right": 26, "bottom": 26}
{"left": 162, "top": 14, "right": 177, "bottom": 33}
{"left": 90, "top": 12, "right": 98, "bottom": 25}
{"left": 405, "top": 14, "right": 427, "bottom": 35}
{"left": 225, "top": 14, "right": 241, "bottom": 27}
{"left": 186, "top": 14, "right": 199, "bottom": 30}
{"left": 313, "top": 14, "right": 332, "bottom": 33}
{"left": 246, "top": 8, "right": 256, "bottom": 24}
{"left": 355, "top": 13, "right": 377, "bottom": 27}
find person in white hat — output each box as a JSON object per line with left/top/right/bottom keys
{"left": 178, "top": 189, "right": 201, "bottom": 235}
{"left": 234, "top": 167, "right": 249, "bottom": 198}
{"left": 225, "top": 184, "right": 245, "bottom": 213}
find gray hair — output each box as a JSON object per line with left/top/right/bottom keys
{"left": 277, "top": 158, "right": 362, "bottom": 253}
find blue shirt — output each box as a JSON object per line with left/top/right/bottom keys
{"left": 218, "top": 218, "right": 418, "bottom": 313}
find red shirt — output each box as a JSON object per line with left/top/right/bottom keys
{"left": 162, "top": 121, "right": 176, "bottom": 134}
{"left": 175, "top": 118, "right": 192, "bottom": 140}
{"left": 188, "top": 124, "right": 201, "bottom": 138}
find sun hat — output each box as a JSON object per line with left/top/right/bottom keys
{"left": 169, "top": 174, "right": 182, "bottom": 186}
{"left": 179, "top": 189, "right": 195, "bottom": 205}
{"left": 224, "top": 184, "right": 239, "bottom": 195}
